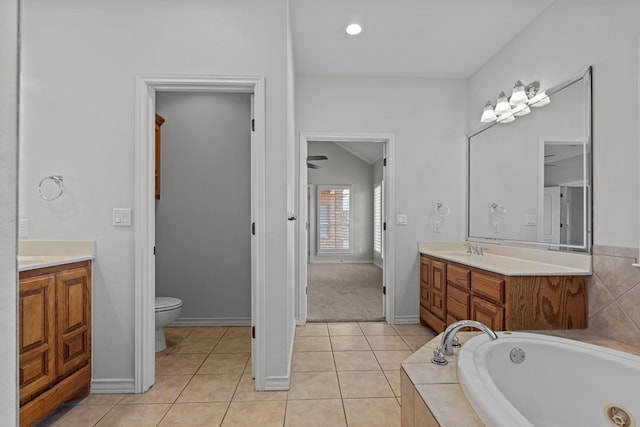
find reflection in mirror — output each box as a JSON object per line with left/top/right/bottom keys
{"left": 467, "top": 67, "right": 592, "bottom": 252}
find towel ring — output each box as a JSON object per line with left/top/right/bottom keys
{"left": 491, "top": 202, "right": 507, "bottom": 218}
{"left": 38, "top": 174, "right": 64, "bottom": 201}
{"left": 434, "top": 202, "right": 451, "bottom": 217}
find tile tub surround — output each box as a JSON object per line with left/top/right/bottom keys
{"left": 400, "top": 331, "right": 640, "bottom": 427}
{"left": 590, "top": 245, "right": 640, "bottom": 346}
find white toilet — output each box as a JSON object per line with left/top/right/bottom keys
{"left": 155, "top": 297, "right": 183, "bottom": 352}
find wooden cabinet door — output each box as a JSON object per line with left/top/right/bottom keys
{"left": 419, "top": 256, "right": 430, "bottom": 308}
{"left": 428, "top": 260, "right": 446, "bottom": 320}
{"left": 56, "top": 267, "right": 91, "bottom": 380}
{"left": 19, "top": 274, "right": 56, "bottom": 404}
{"left": 471, "top": 296, "right": 503, "bottom": 331}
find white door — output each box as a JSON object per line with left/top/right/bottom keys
{"left": 543, "top": 186, "right": 561, "bottom": 244}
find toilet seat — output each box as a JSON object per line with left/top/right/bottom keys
{"left": 155, "top": 297, "right": 183, "bottom": 312}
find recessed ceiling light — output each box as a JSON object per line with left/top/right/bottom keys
{"left": 346, "top": 23, "right": 362, "bottom": 35}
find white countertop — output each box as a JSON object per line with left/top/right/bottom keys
{"left": 18, "top": 240, "right": 95, "bottom": 271}
{"left": 419, "top": 241, "right": 591, "bottom": 276}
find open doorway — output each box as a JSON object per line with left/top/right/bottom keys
{"left": 297, "top": 133, "right": 395, "bottom": 325}
{"left": 134, "top": 75, "right": 266, "bottom": 392}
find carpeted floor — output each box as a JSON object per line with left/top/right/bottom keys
{"left": 307, "top": 263, "right": 384, "bottom": 322}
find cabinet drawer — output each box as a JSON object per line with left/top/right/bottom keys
{"left": 446, "top": 285, "right": 469, "bottom": 320}
{"left": 471, "top": 272, "right": 504, "bottom": 303}
{"left": 447, "top": 264, "right": 470, "bottom": 289}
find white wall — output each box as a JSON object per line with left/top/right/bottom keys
{"left": 467, "top": 0, "right": 640, "bottom": 249}
{"left": 307, "top": 141, "right": 374, "bottom": 263}
{"left": 296, "top": 76, "right": 467, "bottom": 322}
{"left": 0, "top": 0, "right": 18, "bottom": 422}
{"left": 155, "top": 92, "right": 251, "bottom": 323}
{"left": 20, "top": 0, "right": 291, "bottom": 390}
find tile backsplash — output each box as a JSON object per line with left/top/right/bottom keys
{"left": 588, "top": 245, "right": 640, "bottom": 348}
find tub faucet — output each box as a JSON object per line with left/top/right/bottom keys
{"left": 431, "top": 320, "right": 498, "bottom": 366}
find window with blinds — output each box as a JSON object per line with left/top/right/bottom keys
{"left": 317, "top": 185, "right": 352, "bottom": 253}
{"left": 373, "top": 183, "right": 383, "bottom": 257}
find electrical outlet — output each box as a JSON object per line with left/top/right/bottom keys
{"left": 18, "top": 219, "right": 29, "bottom": 238}
{"left": 433, "top": 220, "right": 441, "bottom": 233}
{"left": 493, "top": 221, "right": 500, "bottom": 233}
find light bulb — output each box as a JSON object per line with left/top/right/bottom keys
{"left": 494, "top": 92, "right": 512, "bottom": 116}
{"left": 480, "top": 101, "right": 497, "bottom": 123}
{"left": 513, "top": 104, "right": 531, "bottom": 117}
{"left": 346, "top": 23, "right": 362, "bottom": 35}
{"left": 509, "top": 81, "right": 528, "bottom": 106}
{"left": 529, "top": 91, "right": 550, "bottom": 107}
{"left": 497, "top": 112, "right": 515, "bottom": 124}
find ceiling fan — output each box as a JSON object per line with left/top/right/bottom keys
{"left": 307, "top": 155, "right": 327, "bottom": 169}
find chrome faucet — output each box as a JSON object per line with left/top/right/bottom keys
{"left": 431, "top": 320, "right": 498, "bottom": 365}
{"left": 463, "top": 242, "right": 486, "bottom": 256}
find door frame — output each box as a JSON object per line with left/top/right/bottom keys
{"left": 297, "top": 132, "right": 395, "bottom": 324}
{"left": 134, "top": 74, "right": 266, "bottom": 392}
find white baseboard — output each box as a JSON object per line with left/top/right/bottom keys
{"left": 309, "top": 259, "right": 375, "bottom": 264}
{"left": 171, "top": 317, "right": 251, "bottom": 327}
{"left": 393, "top": 315, "right": 419, "bottom": 325}
{"left": 91, "top": 378, "right": 135, "bottom": 394}
{"left": 262, "top": 375, "right": 290, "bottom": 391}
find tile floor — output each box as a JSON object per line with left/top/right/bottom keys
{"left": 38, "top": 322, "right": 436, "bottom": 427}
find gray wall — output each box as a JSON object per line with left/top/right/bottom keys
{"left": 0, "top": 0, "right": 18, "bottom": 422}
{"left": 307, "top": 141, "right": 374, "bottom": 263}
{"left": 155, "top": 92, "right": 251, "bottom": 323}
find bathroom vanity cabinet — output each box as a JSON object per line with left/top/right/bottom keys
{"left": 19, "top": 260, "right": 92, "bottom": 427}
{"left": 420, "top": 254, "right": 587, "bottom": 333}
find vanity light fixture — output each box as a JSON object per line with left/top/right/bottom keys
{"left": 346, "top": 23, "right": 362, "bottom": 35}
{"left": 479, "top": 80, "right": 550, "bottom": 124}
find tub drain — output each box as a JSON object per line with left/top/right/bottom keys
{"left": 605, "top": 405, "right": 634, "bottom": 427}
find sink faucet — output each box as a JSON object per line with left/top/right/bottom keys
{"left": 463, "top": 242, "right": 486, "bottom": 256}
{"left": 431, "top": 320, "right": 498, "bottom": 366}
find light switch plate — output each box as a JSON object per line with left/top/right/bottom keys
{"left": 525, "top": 214, "right": 537, "bottom": 226}
{"left": 112, "top": 208, "right": 132, "bottom": 227}
{"left": 396, "top": 214, "right": 407, "bottom": 225}
{"left": 18, "top": 219, "right": 29, "bottom": 237}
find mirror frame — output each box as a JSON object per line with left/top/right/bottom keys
{"left": 466, "top": 66, "right": 593, "bottom": 252}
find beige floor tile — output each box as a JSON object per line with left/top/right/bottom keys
{"left": 284, "top": 399, "right": 346, "bottom": 427}
{"left": 177, "top": 373, "right": 241, "bottom": 403}
{"left": 244, "top": 356, "right": 253, "bottom": 373}
{"left": 330, "top": 335, "right": 371, "bottom": 351}
{"left": 374, "top": 350, "right": 413, "bottom": 371}
{"left": 213, "top": 336, "right": 251, "bottom": 353}
{"left": 119, "top": 375, "right": 191, "bottom": 404}
{"left": 359, "top": 322, "right": 398, "bottom": 336}
{"left": 333, "top": 351, "right": 380, "bottom": 371}
{"left": 392, "top": 324, "right": 436, "bottom": 336}
{"left": 384, "top": 370, "right": 402, "bottom": 397}
{"left": 156, "top": 353, "right": 207, "bottom": 375}
{"left": 401, "top": 335, "right": 433, "bottom": 351}
{"left": 295, "top": 323, "right": 329, "bottom": 337}
{"left": 37, "top": 403, "right": 113, "bottom": 427}
{"left": 366, "top": 335, "right": 411, "bottom": 351}
{"left": 165, "top": 327, "right": 194, "bottom": 339}
{"left": 198, "top": 352, "right": 250, "bottom": 374}
{"left": 187, "top": 326, "right": 228, "bottom": 339}
{"left": 337, "top": 371, "right": 394, "bottom": 398}
{"left": 288, "top": 371, "right": 341, "bottom": 400}
{"left": 222, "top": 326, "right": 251, "bottom": 339}
{"left": 343, "top": 397, "right": 401, "bottom": 427}
{"left": 233, "top": 374, "right": 288, "bottom": 401}
{"left": 221, "top": 401, "right": 286, "bottom": 427}
{"left": 95, "top": 404, "right": 171, "bottom": 427}
{"left": 293, "top": 336, "right": 332, "bottom": 352}
{"left": 171, "top": 336, "right": 220, "bottom": 354}
{"left": 76, "top": 394, "right": 126, "bottom": 405}
{"left": 158, "top": 402, "right": 228, "bottom": 427}
{"left": 291, "top": 351, "right": 335, "bottom": 372}
{"left": 328, "top": 322, "right": 363, "bottom": 336}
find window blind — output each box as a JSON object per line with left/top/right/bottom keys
{"left": 317, "top": 186, "right": 351, "bottom": 253}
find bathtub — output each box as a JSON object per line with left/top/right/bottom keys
{"left": 457, "top": 332, "right": 640, "bottom": 427}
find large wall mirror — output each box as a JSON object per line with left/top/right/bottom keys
{"left": 467, "top": 66, "right": 592, "bottom": 252}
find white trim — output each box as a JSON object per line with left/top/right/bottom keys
{"left": 297, "top": 132, "right": 396, "bottom": 325}
{"left": 393, "top": 315, "right": 420, "bottom": 325}
{"left": 308, "top": 259, "right": 374, "bottom": 264}
{"left": 171, "top": 317, "right": 251, "bottom": 327}
{"left": 91, "top": 379, "right": 136, "bottom": 394}
{"left": 134, "top": 74, "right": 266, "bottom": 393}
{"left": 262, "top": 376, "right": 292, "bottom": 391}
